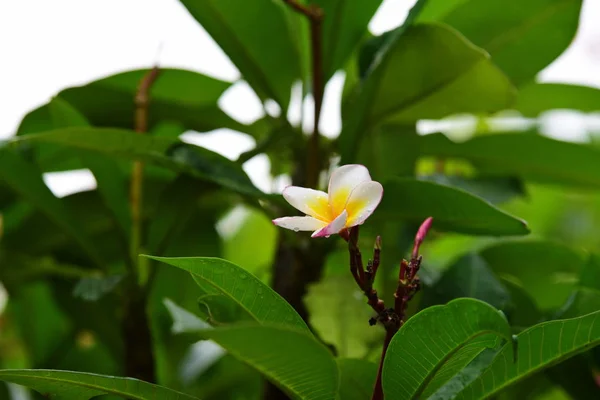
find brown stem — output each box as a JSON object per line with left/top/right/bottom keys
{"left": 372, "top": 329, "right": 395, "bottom": 400}
{"left": 121, "top": 67, "right": 160, "bottom": 384}
{"left": 346, "top": 219, "right": 433, "bottom": 400}
{"left": 283, "top": 0, "right": 324, "bottom": 189}
{"left": 130, "top": 66, "right": 160, "bottom": 275}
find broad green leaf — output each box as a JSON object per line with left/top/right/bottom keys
{"left": 0, "top": 369, "right": 199, "bottom": 400}
{"left": 337, "top": 358, "right": 378, "bottom": 400}
{"left": 416, "top": 0, "right": 583, "bottom": 86}
{"left": 382, "top": 298, "right": 514, "bottom": 399}
{"left": 420, "top": 132, "right": 600, "bottom": 189}
{"left": 377, "top": 178, "right": 529, "bottom": 236}
{"left": 314, "top": 0, "right": 384, "bottom": 79}
{"left": 427, "top": 253, "right": 511, "bottom": 310}
{"left": 198, "top": 325, "right": 338, "bottom": 400}
{"left": 357, "top": 0, "right": 428, "bottom": 78}
{"left": 46, "top": 97, "right": 131, "bottom": 235}
{"left": 420, "top": 175, "right": 526, "bottom": 205}
{"left": 456, "top": 310, "right": 600, "bottom": 399}
{"left": 9, "top": 127, "right": 263, "bottom": 197}
{"left": 428, "top": 348, "right": 499, "bottom": 400}
{"left": 178, "top": 1, "right": 302, "bottom": 107}
{"left": 49, "top": 68, "right": 246, "bottom": 134}
{"left": 340, "top": 23, "right": 515, "bottom": 159}
{"left": 480, "top": 240, "right": 586, "bottom": 310}
{"left": 144, "top": 256, "right": 309, "bottom": 332}
{"left": 516, "top": 83, "right": 600, "bottom": 117}
{"left": 0, "top": 149, "right": 103, "bottom": 266}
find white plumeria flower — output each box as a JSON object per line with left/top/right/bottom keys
{"left": 273, "top": 164, "right": 384, "bottom": 238}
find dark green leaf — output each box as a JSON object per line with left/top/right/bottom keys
{"left": 377, "top": 178, "right": 529, "bottom": 236}
{"left": 420, "top": 175, "right": 526, "bottom": 205}
{"left": 416, "top": 0, "right": 583, "bottom": 86}
{"left": 198, "top": 325, "right": 338, "bottom": 400}
{"left": 382, "top": 298, "right": 514, "bottom": 399}
{"left": 144, "top": 256, "right": 309, "bottom": 332}
{"left": 480, "top": 240, "right": 586, "bottom": 310}
{"left": 9, "top": 128, "right": 262, "bottom": 197}
{"left": 177, "top": 1, "right": 302, "bottom": 107}
{"left": 0, "top": 369, "right": 199, "bottom": 400}
{"left": 0, "top": 149, "right": 103, "bottom": 266}
{"left": 314, "top": 0, "right": 384, "bottom": 79}
{"left": 337, "top": 358, "right": 378, "bottom": 400}
{"left": 516, "top": 83, "right": 600, "bottom": 116}
{"left": 46, "top": 97, "right": 132, "bottom": 235}
{"left": 420, "top": 132, "right": 600, "bottom": 189}
{"left": 50, "top": 68, "right": 246, "bottom": 134}
{"left": 427, "top": 253, "right": 511, "bottom": 310}
{"left": 357, "top": 0, "right": 428, "bottom": 78}
{"left": 545, "top": 355, "right": 600, "bottom": 400}
{"left": 455, "top": 310, "right": 600, "bottom": 399}
{"left": 341, "top": 23, "right": 515, "bottom": 159}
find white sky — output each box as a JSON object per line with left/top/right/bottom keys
{"left": 1, "top": 0, "right": 600, "bottom": 195}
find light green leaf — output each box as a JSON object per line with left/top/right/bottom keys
{"left": 341, "top": 23, "right": 515, "bottom": 159}
{"left": 198, "top": 325, "right": 338, "bottom": 400}
{"left": 420, "top": 132, "right": 600, "bottom": 189}
{"left": 9, "top": 127, "right": 262, "bottom": 197}
{"left": 144, "top": 256, "right": 309, "bottom": 332}
{"left": 0, "top": 150, "right": 103, "bottom": 267}
{"left": 382, "top": 298, "right": 514, "bottom": 399}
{"left": 416, "top": 0, "right": 583, "bottom": 85}
{"left": 377, "top": 178, "right": 529, "bottom": 236}
{"left": 0, "top": 369, "right": 199, "bottom": 400}
{"left": 456, "top": 310, "right": 600, "bottom": 399}
{"left": 337, "top": 358, "right": 378, "bottom": 400}
{"left": 178, "top": 0, "right": 302, "bottom": 107}
{"left": 515, "top": 83, "right": 600, "bottom": 117}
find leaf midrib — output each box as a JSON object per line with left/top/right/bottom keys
{"left": 0, "top": 371, "right": 197, "bottom": 400}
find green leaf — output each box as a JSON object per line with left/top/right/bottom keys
{"left": 46, "top": 97, "right": 132, "bottom": 235}
{"left": 341, "top": 23, "right": 515, "bottom": 159}
{"left": 306, "top": 275, "right": 383, "bottom": 358}
{"left": 337, "top": 358, "right": 378, "bottom": 400}
{"left": 420, "top": 175, "right": 526, "bottom": 205}
{"left": 0, "top": 369, "right": 199, "bottom": 400}
{"left": 377, "top": 178, "right": 529, "bottom": 236}
{"left": 515, "top": 83, "right": 600, "bottom": 116}
{"left": 198, "top": 325, "right": 338, "bottom": 400}
{"left": 382, "top": 298, "right": 514, "bottom": 399}
{"left": 9, "top": 127, "right": 263, "bottom": 197}
{"left": 479, "top": 240, "right": 586, "bottom": 311}
{"left": 144, "top": 256, "right": 309, "bottom": 332}
{"left": 314, "top": 0, "right": 384, "bottom": 79}
{"left": 420, "top": 132, "right": 600, "bottom": 189}
{"left": 455, "top": 310, "right": 600, "bottom": 399}
{"left": 177, "top": 1, "right": 302, "bottom": 107}
{"left": 427, "top": 253, "right": 511, "bottom": 310}
{"left": 416, "top": 0, "right": 583, "bottom": 86}
{"left": 50, "top": 68, "right": 246, "bottom": 134}
{"left": 0, "top": 150, "right": 103, "bottom": 266}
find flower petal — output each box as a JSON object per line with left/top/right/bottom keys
{"left": 282, "top": 186, "right": 331, "bottom": 221}
{"left": 345, "top": 181, "right": 384, "bottom": 227}
{"left": 272, "top": 216, "right": 327, "bottom": 232}
{"left": 311, "top": 210, "right": 348, "bottom": 238}
{"left": 328, "top": 165, "right": 372, "bottom": 216}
